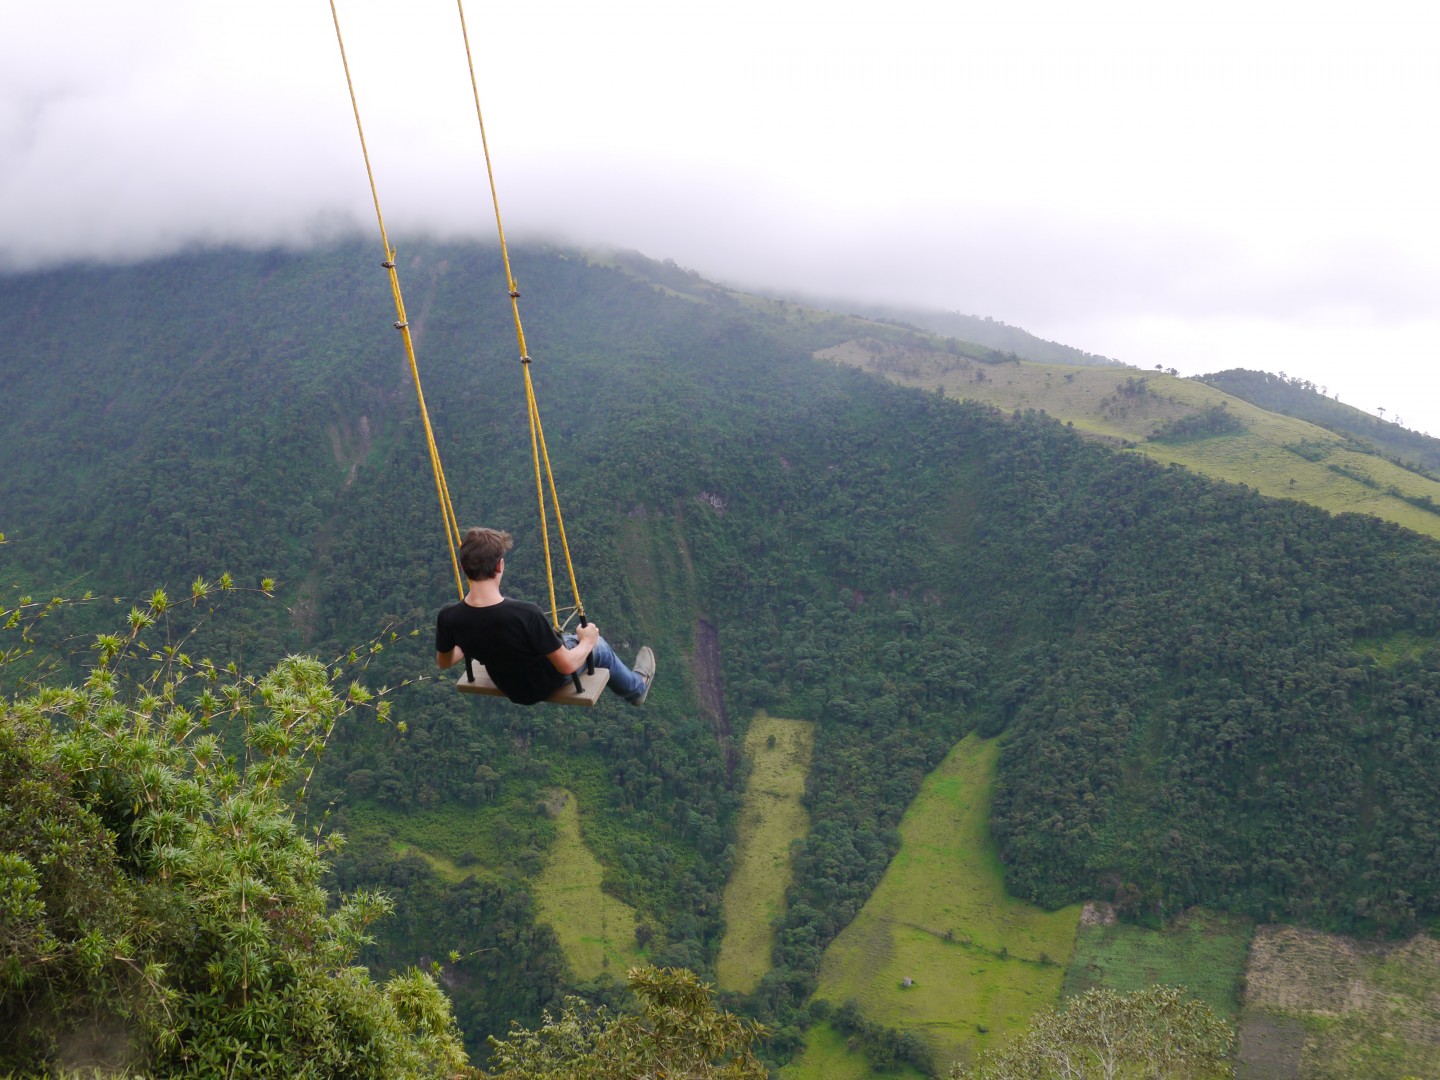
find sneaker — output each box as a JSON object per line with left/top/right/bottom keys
{"left": 628, "top": 646, "right": 656, "bottom": 706}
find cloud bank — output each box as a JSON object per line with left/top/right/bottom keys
{"left": 2, "top": 0, "right": 1437, "bottom": 431}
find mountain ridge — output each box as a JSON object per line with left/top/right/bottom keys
{"left": 824, "top": 340, "right": 1440, "bottom": 542}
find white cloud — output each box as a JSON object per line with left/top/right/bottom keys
{"left": 2, "top": 0, "right": 1438, "bottom": 434}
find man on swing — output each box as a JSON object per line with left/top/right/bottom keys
{"left": 436, "top": 527, "right": 656, "bottom": 706}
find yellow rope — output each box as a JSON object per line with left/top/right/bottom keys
{"left": 455, "top": 0, "right": 585, "bottom": 630}
{"left": 328, "top": 0, "right": 586, "bottom": 620}
{"left": 328, "top": 0, "right": 465, "bottom": 599}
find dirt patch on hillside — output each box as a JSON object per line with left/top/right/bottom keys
{"left": 288, "top": 586, "right": 318, "bottom": 644}
{"left": 1080, "top": 901, "right": 1117, "bottom": 927}
{"left": 1235, "top": 1012, "right": 1304, "bottom": 1080}
{"left": 1242, "top": 925, "right": 1440, "bottom": 1077}
{"left": 1247, "top": 926, "right": 1373, "bottom": 1015}
{"left": 539, "top": 788, "right": 570, "bottom": 818}
{"left": 693, "top": 619, "right": 732, "bottom": 772}
{"left": 1245, "top": 926, "right": 1439, "bottom": 1018}
{"left": 328, "top": 415, "right": 372, "bottom": 489}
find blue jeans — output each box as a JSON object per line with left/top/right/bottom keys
{"left": 564, "top": 633, "right": 646, "bottom": 701}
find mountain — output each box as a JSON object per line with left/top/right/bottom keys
{"left": 3, "top": 242, "right": 1439, "bottom": 1071}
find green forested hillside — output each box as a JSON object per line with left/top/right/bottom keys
{"left": 4, "top": 243, "right": 1440, "bottom": 1066}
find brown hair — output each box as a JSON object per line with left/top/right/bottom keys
{"left": 459, "top": 527, "right": 513, "bottom": 581}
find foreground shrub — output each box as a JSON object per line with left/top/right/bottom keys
{"left": 0, "top": 584, "right": 466, "bottom": 1077}
{"left": 950, "top": 984, "right": 1232, "bottom": 1080}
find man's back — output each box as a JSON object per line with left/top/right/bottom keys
{"left": 435, "top": 598, "right": 567, "bottom": 705}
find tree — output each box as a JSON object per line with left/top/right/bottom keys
{"left": 949, "top": 985, "right": 1232, "bottom": 1080}
{"left": 481, "top": 965, "right": 767, "bottom": 1079}
{"left": 1, "top": 583, "right": 467, "bottom": 1077}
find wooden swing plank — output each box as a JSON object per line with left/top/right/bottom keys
{"left": 456, "top": 664, "right": 610, "bottom": 706}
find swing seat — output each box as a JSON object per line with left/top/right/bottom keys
{"left": 456, "top": 663, "right": 610, "bottom": 706}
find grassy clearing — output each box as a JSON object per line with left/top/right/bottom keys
{"left": 386, "top": 841, "right": 483, "bottom": 884}
{"left": 777, "top": 1022, "right": 927, "bottom": 1080}
{"left": 1353, "top": 628, "right": 1437, "bottom": 668}
{"left": 823, "top": 345, "right": 1440, "bottom": 541}
{"left": 1063, "top": 906, "right": 1253, "bottom": 1020}
{"left": 716, "top": 713, "right": 815, "bottom": 993}
{"left": 612, "top": 508, "right": 707, "bottom": 725}
{"left": 813, "top": 734, "right": 1082, "bottom": 1072}
{"left": 1238, "top": 926, "right": 1440, "bottom": 1080}
{"left": 338, "top": 781, "right": 653, "bottom": 980}
{"left": 549, "top": 753, "right": 700, "bottom": 914}
{"left": 616, "top": 507, "right": 699, "bottom": 650}
{"left": 530, "top": 788, "right": 643, "bottom": 981}
{"left": 340, "top": 798, "right": 548, "bottom": 873}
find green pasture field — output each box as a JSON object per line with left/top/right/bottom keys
{"left": 386, "top": 841, "right": 483, "bottom": 884}
{"left": 1353, "top": 628, "right": 1437, "bottom": 668}
{"left": 813, "top": 734, "right": 1083, "bottom": 1072}
{"left": 777, "top": 1022, "right": 926, "bottom": 1080}
{"left": 340, "top": 796, "right": 550, "bottom": 876}
{"left": 716, "top": 713, "right": 815, "bottom": 993}
{"left": 822, "top": 345, "right": 1440, "bottom": 542}
{"left": 1063, "top": 906, "right": 1253, "bottom": 1020}
{"left": 339, "top": 779, "right": 651, "bottom": 982}
{"left": 548, "top": 753, "right": 701, "bottom": 915}
{"left": 530, "top": 787, "right": 644, "bottom": 981}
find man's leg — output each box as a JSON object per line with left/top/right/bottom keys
{"left": 565, "top": 634, "right": 650, "bottom": 702}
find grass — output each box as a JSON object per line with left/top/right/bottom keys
{"left": 1238, "top": 925, "right": 1440, "bottom": 1080}
{"left": 336, "top": 781, "right": 651, "bottom": 982}
{"left": 1063, "top": 906, "right": 1254, "bottom": 1020}
{"left": 292, "top": 791, "right": 648, "bottom": 1046}
{"left": 530, "top": 787, "right": 644, "bottom": 981}
{"left": 777, "top": 1022, "right": 927, "bottom": 1080}
{"left": 1353, "top": 628, "right": 1436, "bottom": 668}
{"left": 823, "top": 346, "right": 1440, "bottom": 541}
{"left": 386, "top": 841, "right": 486, "bottom": 884}
{"left": 549, "top": 752, "right": 701, "bottom": 915}
{"left": 611, "top": 506, "right": 710, "bottom": 729}
{"left": 340, "top": 797, "right": 551, "bottom": 874}
{"left": 615, "top": 507, "right": 700, "bottom": 654}
{"left": 812, "top": 734, "right": 1083, "bottom": 1072}
{"left": 716, "top": 713, "right": 815, "bottom": 993}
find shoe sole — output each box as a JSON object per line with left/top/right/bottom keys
{"left": 630, "top": 647, "right": 656, "bottom": 705}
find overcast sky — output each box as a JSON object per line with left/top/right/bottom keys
{"left": 4, "top": 1, "right": 1438, "bottom": 434}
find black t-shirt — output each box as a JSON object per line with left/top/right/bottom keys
{"left": 435, "top": 598, "right": 567, "bottom": 705}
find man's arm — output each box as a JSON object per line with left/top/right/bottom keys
{"left": 547, "top": 623, "right": 599, "bottom": 675}
{"left": 437, "top": 646, "right": 464, "bottom": 670}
